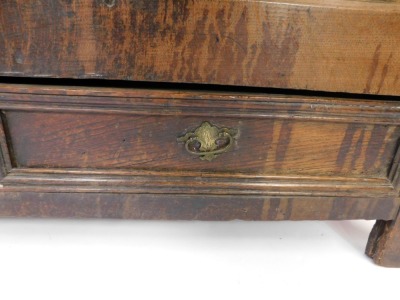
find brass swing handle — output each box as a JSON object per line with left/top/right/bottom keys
{"left": 177, "top": 122, "right": 237, "bottom": 161}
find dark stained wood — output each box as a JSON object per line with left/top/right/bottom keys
{"left": 1, "top": 0, "right": 400, "bottom": 95}
{"left": 1, "top": 168, "right": 396, "bottom": 199}
{"left": 0, "top": 113, "right": 12, "bottom": 179}
{"left": 1, "top": 84, "right": 399, "bottom": 177}
{"left": 0, "top": 83, "right": 400, "bottom": 267}
{"left": 6, "top": 111, "right": 399, "bottom": 176}
{"left": 6, "top": 108, "right": 399, "bottom": 176}
{"left": 2, "top": 87, "right": 400, "bottom": 124}
{"left": 0, "top": 192, "right": 397, "bottom": 221}
{"left": 0, "top": 84, "right": 399, "bottom": 209}
{"left": 1, "top": 0, "right": 400, "bottom": 267}
{"left": 366, "top": 210, "right": 400, "bottom": 267}
{"left": 388, "top": 141, "right": 400, "bottom": 192}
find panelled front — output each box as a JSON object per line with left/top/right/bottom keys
{"left": 0, "top": 84, "right": 400, "bottom": 220}
{"left": 4, "top": 111, "right": 399, "bottom": 177}
{"left": 4, "top": 0, "right": 400, "bottom": 265}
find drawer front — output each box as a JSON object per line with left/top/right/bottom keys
{"left": 0, "top": 84, "right": 400, "bottom": 220}
{"left": 0, "top": 85, "right": 399, "bottom": 178}
{"left": 4, "top": 111, "right": 399, "bottom": 177}
{"left": 1, "top": 0, "right": 400, "bottom": 95}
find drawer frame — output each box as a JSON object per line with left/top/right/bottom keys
{"left": 0, "top": 83, "right": 399, "bottom": 220}
{"left": 1, "top": 83, "right": 400, "bottom": 266}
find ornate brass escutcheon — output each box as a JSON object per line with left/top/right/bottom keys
{"left": 177, "top": 121, "right": 238, "bottom": 161}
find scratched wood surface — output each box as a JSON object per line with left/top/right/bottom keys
{"left": 1, "top": 168, "right": 395, "bottom": 197}
{"left": 0, "top": 192, "right": 397, "bottom": 221}
{"left": 1, "top": 84, "right": 399, "bottom": 177}
{"left": 1, "top": 0, "right": 400, "bottom": 95}
{"left": 4, "top": 111, "right": 398, "bottom": 177}
{"left": 0, "top": 83, "right": 399, "bottom": 224}
{"left": 366, "top": 212, "right": 400, "bottom": 267}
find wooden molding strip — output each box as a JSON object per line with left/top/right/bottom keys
{"left": 1, "top": 86, "right": 400, "bottom": 124}
{"left": 1, "top": 168, "right": 395, "bottom": 197}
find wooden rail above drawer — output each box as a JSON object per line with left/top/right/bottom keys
{"left": 1, "top": 0, "right": 400, "bottom": 95}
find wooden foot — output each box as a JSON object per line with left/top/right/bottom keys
{"left": 366, "top": 213, "right": 400, "bottom": 267}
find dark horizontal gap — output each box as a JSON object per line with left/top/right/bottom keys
{"left": 0, "top": 76, "right": 399, "bottom": 101}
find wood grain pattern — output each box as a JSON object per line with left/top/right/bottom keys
{"left": 1, "top": 0, "right": 400, "bottom": 95}
{"left": 0, "top": 192, "right": 397, "bottom": 221}
{"left": 0, "top": 83, "right": 398, "bottom": 226}
{"left": 1, "top": 0, "right": 400, "bottom": 266}
{"left": 0, "top": 114, "right": 12, "bottom": 179}
{"left": 2, "top": 87, "right": 400, "bottom": 124}
{"left": 1, "top": 168, "right": 396, "bottom": 198}
{"left": 1, "top": 84, "right": 399, "bottom": 177}
{"left": 366, "top": 211, "right": 400, "bottom": 267}
{"left": 5, "top": 111, "right": 398, "bottom": 177}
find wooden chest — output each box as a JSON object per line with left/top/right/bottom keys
{"left": 1, "top": 0, "right": 400, "bottom": 267}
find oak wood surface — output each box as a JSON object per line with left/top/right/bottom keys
{"left": 0, "top": 83, "right": 399, "bottom": 226}
{"left": 1, "top": 0, "right": 400, "bottom": 267}
{"left": 366, "top": 213, "right": 400, "bottom": 267}
{"left": 5, "top": 111, "right": 398, "bottom": 177}
{"left": 1, "top": 168, "right": 395, "bottom": 198}
{"left": 1, "top": 84, "right": 399, "bottom": 178}
{"left": 1, "top": 83, "right": 400, "bottom": 124}
{"left": 0, "top": 192, "right": 397, "bottom": 221}
{"left": 1, "top": 0, "right": 400, "bottom": 95}
{"left": 0, "top": 115, "right": 11, "bottom": 180}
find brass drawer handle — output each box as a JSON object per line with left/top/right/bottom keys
{"left": 177, "top": 122, "right": 237, "bottom": 161}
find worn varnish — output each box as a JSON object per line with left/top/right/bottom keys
{"left": 2, "top": 0, "right": 400, "bottom": 267}
{"left": 0, "top": 83, "right": 399, "bottom": 203}
{"left": 0, "top": 82, "right": 400, "bottom": 266}
{"left": 3, "top": 103, "right": 400, "bottom": 177}
{"left": 366, "top": 215, "right": 400, "bottom": 267}
{"left": 0, "top": 192, "right": 398, "bottom": 221}
{"left": 1, "top": 84, "right": 400, "bottom": 177}
{"left": 1, "top": 0, "right": 400, "bottom": 95}
{"left": 0, "top": 84, "right": 400, "bottom": 266}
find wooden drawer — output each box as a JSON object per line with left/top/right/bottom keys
{"left": 0, "top": 83, "right": 399, "bottom": 221}
{"left": 3, "top": 99, "right": 400, "bottom": 177}
{"left": 2, "top": 0, "right": 400, "bottom": 267}
{"left": 2, "top": 0, "right": 400, "bottom": 268}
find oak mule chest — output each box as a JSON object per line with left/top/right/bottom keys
{"left": 1, "top": 0, "right": 400, "bottom": 267}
